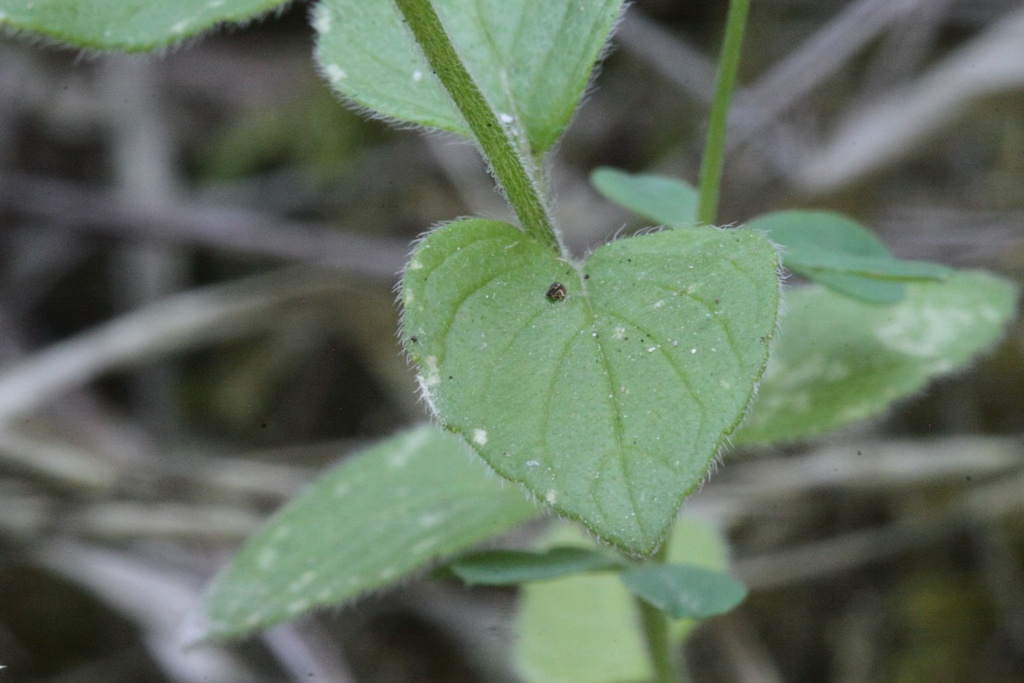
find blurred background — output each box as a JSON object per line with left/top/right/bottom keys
{"left": 0, "top": 0, "right": 1023, "bottom": 681}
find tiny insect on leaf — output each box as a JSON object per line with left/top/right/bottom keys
{"left": 546, "top": 282, "right": 568, "bottom": 301}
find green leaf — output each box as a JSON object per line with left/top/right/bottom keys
{"left": 515, "top": 519, "right": 731, "bottom": 683}
{"left": 401, "top": 219, "right": 779, "bottom": 555}
{"left": 620, "top": 564, "right": 747, "bottom": 620}
{"left": 736, "top": 271, "right": 1018, "bottom": 445}
{"left": 746, "top": 210, "right": 951, "bottom": 304}
{"left": 188, "top": 425, "right": 537, "bottom": 642}
{"left": 591, "top": 168, "right": 699, "bottom": 228}
{"left": 445, "top": 547, "right": 624, "bottom": 585}
{"left": 748, "top": 210, "right": 893, "bottom": 260}
{"left": 314, "top": 0, "right": 625, "bottom": 155}
{"left": 788, "top": 253, "right": 951, "bottom": 281}
{"left": 0, "top": 0, "right": 290, "bottom": 51}
{"left": 803, "top": 270, "right": 906, "bottom": 305}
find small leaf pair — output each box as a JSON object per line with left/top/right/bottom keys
{"left": 447, "top": 546, "right": 746, "bottom": 620}
{"left": 514, "top": 520, "right": 739, "bottom": 683}
{"left": 591, "top": 167, "right": 952, "bottom": 305}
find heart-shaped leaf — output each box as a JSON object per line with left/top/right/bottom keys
{"left": 735, "top": 272, "right": 1018, "bottom": 445}
{"left": 401, "top": 219, "right": 779, "bottom": 555}
{"left": 314, "top": 0, "right": 625, "bottom": 155}
{"left": 188, "top": 425, "right": 537, "bottom": 642}
{"left": 0, "top": 0, "right": 290, "bottom": 50}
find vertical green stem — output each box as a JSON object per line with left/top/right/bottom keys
{"left": 635, "top": 541, "right": 683, "bottom": 683}
{"left": 638, "top": 7, "right": 753, "bottom": 679}
{"left": 696, "top": 0, "right": 751, "bottom": 226}
{"left": 393, "top": 0, "right": 560, "bottom": 253}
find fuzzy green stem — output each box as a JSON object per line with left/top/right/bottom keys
{"left": 696, "top": 0, "right": 751, "bottom": 226}
{"left": 393, "top": 0, "right": 560, "bottom": 252}
{"left": 636, "top": 541, "right": 683, "bottom": 683}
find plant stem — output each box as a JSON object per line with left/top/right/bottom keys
{"left": 696, "top": 0, "right": 751, "bottom": 226}
{"left": 636, "top": 541, "right": 683, "bottom": 683}
{"left": 393, "top": 0, "right": 560, "bottom": 253}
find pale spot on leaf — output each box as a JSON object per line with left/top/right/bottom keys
{"left": 325, "top": 64, "right": 348, "bottom": 83}
{"left": 313, "top": 10, "right": 332, "bottom": 34}
{"left": 257, "top": 548, "right": 278, "bottom": 571}
{"left": 419, "top": 512, "right": 445, "bottom": 528}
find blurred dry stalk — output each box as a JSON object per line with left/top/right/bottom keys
{"left": 0, "top": 1, "right": 1022, "bottom": 681}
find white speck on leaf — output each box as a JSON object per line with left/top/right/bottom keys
{"left": 388, "top": 428, "right": 427, "bottom": 469}
{"left": 473, "top": 429, "right": 488, "bottom": 446}
{"left": 875, "top": 305, "right": 974, "bottom": 357}
{"left": 419, "top": 512, "right": 445, "bottom": 528}
{"left": 388, "top": 450, "right": 411, "bottom": 468}
{"left": 313, "top": 10, "right": 332, "bottom": 34}
{"left": 257, "top": 547, "right": 278, "bottom": 570}
{"left": 325, "top": 64, "right": 348, "bottom": 83}
{"left": 420, "top": 356, "right": 441, "bottom": 389}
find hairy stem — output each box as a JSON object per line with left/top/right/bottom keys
{"left": 393, "top": 0, "right": 560, "bottom": 252}
{"left": 697, "top": 0, "right": 751, "bottom": 226}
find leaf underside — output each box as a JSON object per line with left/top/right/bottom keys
{"left": 0, "top": 0, "right": 291, "bottom": 50}
{"left": 190, "top": 425, "right": 537, "bottom": 642}
{"left": 401, "top": 219, "right": 779, "bottom": 555}
{"left": 314, "top": 0, "right": 625, "bottom": 155}
{"left": 737, "top": 271, "right": 1018, "bottom": 444}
